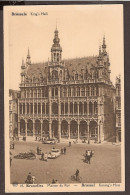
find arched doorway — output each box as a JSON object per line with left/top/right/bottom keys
{"left": 27, "top": 119, "right": 33, "bottom": 136}
{"left": 61, "top": 120, "right": 68, "bottom": 138}
{"left": 52, "top": 120, "right": 58, "bottom": 138}
{"left": 20, "top": 119, "right": 25, "bottom": 135}
{"left": 89, "top": 121, "right": 98, "bottom": 139}
{"left": 42, "top": 120, "right": 49, "bottom": 137}
{"left": 35, "top": 119, "right": 41, "bottom": 136}
{"left": 70, "top": 120, "right": 78, "bottom": 139}
{"left": 79, "top": 121, "right": 87, "bottom": 138}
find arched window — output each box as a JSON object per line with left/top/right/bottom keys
{"left": 86, "top": 87, "right": 89, "bottom": 96}
{"left": 52, "top": 88, "right": 54, "bottom": 97}
{"left": 38, "top": 103, "right": 41, "bottom": 114}
{"left": 61, "top": 103, "right": 64, "bottom": 114}
{"left": 52, "top": 102, "right": 58, "bottom": 115}
{"left": 70, "top": 102, "right": 73, "bottom": 114}
{"left": 30, "top": 103, "right": 33, "bottom": 114}
{"left": 38, "top": 89, "right": 41, "bottom": 98}
{"left": 42, "top": 103, "right": 45, "bottom": 114}
{"left": 34, "top": 90, "right": 37, "bottom": 98}
{"left": 46, "top": 103, "right": 49, "bottom": 114}
{"left": 94, "top": 102, "right": 98, "bottom": 114}
{"left": 45, "top": 87, "right": 48, "bottom": 97}
{"left": 74, "top": 102, "right": 77, "bottom": 114}
{"left": 91, "top": 86, "right": 94, "bottom": 96}
{"left": 65, "top": 103, "right": 68, "bottom": 114}
{"left": 89, "top": 102, "right": 93, "bottom": 115}
{"left": 27, "top": 103, "right": 29, "bottom": 114}
{"left": 63, "top": 87, "right": 67, "bottom": 97}
{"left": 79, "top": 102, "right": 83, "bottom": 114}
{"left": 19, "top": 103, "right": 22, "bottom": 114}
{"left": 30, "top": 90, "right": 33, "bottom": 98}
{"left": 34, "top": 103, "right": 37, "bottom": 114}
{"left": 42, "top": 88, "right": 45, "bottom": 97}
{"left": 77, "top": 87, "right": 80, "bottom": 96}
{"left": 81, "top": 87, "right": 85, "bottom": 96}
{"left": 72, "top": 87, "right": 76, "bottom": 97}
{"left": 55, "top": 87, "right": 58, "bottom": 96}
{"left": 23, "top": 103, "right": 25, "bottom": 114}
{"left": 68, "top": 88, "right": 71, "bottom": 97}
{"left": 84, "top": 102, "right": 87, "bottom": 114}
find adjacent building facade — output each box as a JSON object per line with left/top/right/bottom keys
{"left": 17, "top": 28, "right": 118, "bottom": 142}
{"left": 9, "top": 89, "right": 20, "bottom": 138}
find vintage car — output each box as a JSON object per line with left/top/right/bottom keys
{"left": 42, "top": 139, "right": 56, "bottom": 144}
{"left": 47, "top": 152, "right": 57, "bottom": 159}
{"left": 51, "top": 148, "right": 61, "bottom": 157}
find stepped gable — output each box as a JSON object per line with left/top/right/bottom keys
{"left": 64, "top": 56, "right": 98, "bottom": 76}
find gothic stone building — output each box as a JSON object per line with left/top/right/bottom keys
{"left": 18, "top": 28, "right": 116, "bottom": 142}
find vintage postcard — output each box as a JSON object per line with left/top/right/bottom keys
{"left": 4, "top": 5, "right": 125, "bottom": 192}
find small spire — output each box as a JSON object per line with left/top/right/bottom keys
{"left": 103, "top": 34, "right": 106, "bottom": 45}
{"left": 27, "top": 48, "right": 30, "bottom": 58}
{"left": 99, "top": 44, "right": 101, "bottom": 55}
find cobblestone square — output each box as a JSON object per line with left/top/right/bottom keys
{"left": 10, "top": 141, "right": 121, "bottom": 184}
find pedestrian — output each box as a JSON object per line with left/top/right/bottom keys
{"left": 10, "top": 156, "right": 12, "bottom": 167}
{"left": 52, "top": 179, "right": 56, "bottom": 183}
{"left": 64, "top": 147, "right": 66, "bottom": 154}
{"left": 75, "top": 169, "right": 79, "bottom": 180}
{"left": 69, "top": 141, "right": 71, "bottom": 147}
{"left": 44, "top": 152, "right": 48, "bottom": 161}
{"left": 61, "top": 147, "right": 63, "bottom": 154}
{"left": 41, "top": 152, "right": 44, "bottom": 160}
{"left": 87, "top": 150, "right": 91, "bottom": 164}
{"left": 32, "top": 175, "right": 36, "bottom": 184}
{"left": 26, "top": 172, "right": 32, "bottom": 184}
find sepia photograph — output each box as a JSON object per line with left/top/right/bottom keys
{"left": 4, "top": 4, "right": 124, "bottom": 192}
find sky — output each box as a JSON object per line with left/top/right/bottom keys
{"left": 4, "top": 5, "right": 123, "bottom": 90}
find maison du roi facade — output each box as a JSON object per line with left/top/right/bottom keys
{"left": 16, "top": 28, "right": 121, "bottom": 142}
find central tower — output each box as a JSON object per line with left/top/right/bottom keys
{"left": 48, "top": 27, "right": 64, "bottom": 81}
{"left": 51, "top": 27, "right": 62, "bottom": 64}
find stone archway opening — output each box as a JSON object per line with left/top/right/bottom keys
{"left": 20, "top": 119, "right": 25, "bottom": 136}
{"left": 70, "top": 120, "right": 78, "bottom": 139}
{"left": 61, "top": 120, "right": 68, "bottom": 138}
{"left": 35, "top": 119, "right": 41, "bottom": 136}
{"left": 52, "top": 120, "right": 58, "bottom": 138}
{"left": 79, "top": 121, "right": 87, "bottom": 139}
{"left": 42, "top": 120, "right": 49, "bottom": 137}
{"left": 27, "top": 119, "right": 33, "bottom": 136}
{"left": 89, "top": 121, "right": 98, "bottom": 140}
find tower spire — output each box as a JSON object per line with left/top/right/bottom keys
{"left": 102, "top": 35, "right": 107, "bottom": 54}
{"left": 26, "top": 48, "right": 31, "bottom": 65}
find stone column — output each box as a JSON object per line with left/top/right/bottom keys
{"left": 18, "top": 121, "right": 20, "bottom": 137}
{"left": 68, "top": 121, "right": 70, "bottom": 140}
{"left": 58, "top": 120, "right": 61, "bottom": 140}
{"left": 33, "top": 102, "right": 34, "bottom": 115}
{"left": 37, "top": 102, "right": 38, "bottom": 115}
{"left": 33, "top": 121, "right": 35, "bottom": 137}
{"left": 87, "top": 122, "right": 90, "bottom": 143}
{"left": 87, "top": 101, "right": 89, "bottom": 115}
{"left": 83, "top": 102, "right": 84, "bottom": 115}
{"left": 41, "top": 121, "right": 42, "bottom": 139}
{"left": 41, "top": 102, "right": 42, "bottom": 115}
{"left": 22, "top": 103, "right": 23, "bottom": 115}
{"left": 49, "top": 121, "right": 52, "bottom": 139}
{"left": 98, "top": 124, "right": 100, "bottom": 143}
{"left": 92, "top": 102, "right": 94, "bottom": 115}
{"left": 25, "top": 121, "right": 27, "bottom": 137}
{"left": 77, "top": 121, "right": 80, "bottom": 141}
{"left": 77, "top": 102, "right": 79, "bottom": 116}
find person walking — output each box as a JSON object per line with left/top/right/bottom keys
{"left": 26, "top": 172, "right": 32, "bottom": 184}
{"left": 41, "top": 152, "right": 44, "bottom": 160}
{"left": 75, "top": 169, "right": 79, "bottom": 181}
{"left": 64, "top": 147, "right": 66, "bottom": 154}
{"left": 87, "top": 150, "right": 91, "bottom": 164}
{"left": 10, "top": 156, "right": 12, "bottom": 167}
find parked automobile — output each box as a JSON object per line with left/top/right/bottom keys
{"left": 51, "top": 148, "right": 61, "bottom": 157}
{"left": 42, "top": 139, "right": 56, "bottom": 144}
{"left": 47, "top": 152, "right": 57, "bottom": 159}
